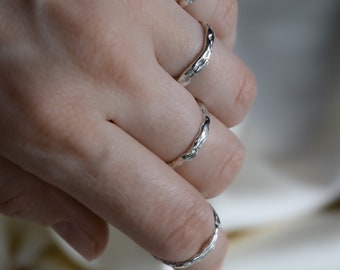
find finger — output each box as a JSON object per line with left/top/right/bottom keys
{"left": 189, "top": 231, "right": 228, "bottom": 270}
{"left": 4, "top": 0, "right": 242, "bottom": 198}
{"left": 0, "top": 156, "right": 108, "bottom": 261}
{"left": 0, "top": 0, "right": 234, "bottom": 225}
{"left": 3, "top": 116, "right": 228, "bottom": 268}
{"left": 179, "top": 0, "right": 238, "bottom": 48}
{"left": 152, "top": 4, "right": 257, "bottom": 127}
{"left": 0, "top": 70, "right": 228, "bottom": 265}
{"left": 76, "top": 123, "right": 228, "bottom": 267}
{"left": 0, "top": 1, "right": 232, "bottom": 265}
{"left": 107, "top": 56, "right": 242, "bottom": 198}
{"left": 186, "top": 41, "right": 257, "bottom": 127}
{"left": 174, "top": 114, "right": 244, "bottom": 198}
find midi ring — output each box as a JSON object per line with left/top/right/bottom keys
{"left": 177, "top": 0, "right": 195, "bottom": 8}
{"left": 168, "top": 102, "right": 210, "bottom": 169}
{"left": 155, "top": 205, "right": 221, "bottom": 269}
{"left": 177, "top": 22, "right": 215, "bottom": 87}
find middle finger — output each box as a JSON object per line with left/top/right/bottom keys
{"left": 106, "top": 55, "right": 243, "bottom": 198}
{"left": 153, "top": 2, "right": 256, "bottom": 127}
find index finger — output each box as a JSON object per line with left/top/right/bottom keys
{"left": 15, "top": 117, "right": 228, "bottom": 269}
{"left": 76, "top": 122, "right": 227, "bottom": 269}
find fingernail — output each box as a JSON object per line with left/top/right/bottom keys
{"left": 52, "top": 222, "right": 97, "bottom": 261}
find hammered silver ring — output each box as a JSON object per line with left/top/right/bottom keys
{"left": 177, "top": 22, "right": 215, "bottom": 87}
{"left": 177, "top": 0, "right": 195, "bottom": 8}
{"left": 168, "top": 102, "right": 210, "bottom": 169}
{"left": 155, "top": 205, "right": 220, "bottom": 269}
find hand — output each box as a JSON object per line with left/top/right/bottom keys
{"left": 0, "top": 1, "right": 256, "bottom": 269}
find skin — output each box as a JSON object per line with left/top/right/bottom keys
{"left": 0, "top": 0, "right": 256, "bottom": 269}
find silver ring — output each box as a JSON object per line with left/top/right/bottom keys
{"left": 155, "top": 206, "right": 221, "bottom": 269}
{"left": 168, "top": 102, "right": 210, "bottom": 169}
{"left": 177, "top": 0, "right": 195, "bottom": 8}
{"left": 177, "top": 23, "right": 215, "bottom": 87}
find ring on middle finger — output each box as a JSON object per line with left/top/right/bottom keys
{"left": 177, "top": 22, "right": 215, "bottom": 87}
{"left": 168, "top": 101, "right": 210, "bottom": 169}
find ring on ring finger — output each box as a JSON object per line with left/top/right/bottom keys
{"left": 168, "top": 101, "right": 210, "bottom": 169}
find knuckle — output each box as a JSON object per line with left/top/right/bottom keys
{"left": 123, "top": 0, "right": 149, "bottom": 12}
{"left": 33, "top": 102, "right": 101, "bottom": 162}
{"left": 38, "top": 0, "right": 88, "bottom": 24}
{"left": 159, "top": 202, "right": 213, "bottom": 260}
{"left": 37, "top": 0, "right": 86, "bottom": 32}
{"left": 39, "top": 0, "right": 135, "bottom": 84}
{"left": 231, "top": 67, "right": 257, "bottom": 126}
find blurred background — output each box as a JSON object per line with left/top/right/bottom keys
{"left": 215, "top": 0, "right": 340, "bottom": 269}
{"left": 1, "top": 0, "right": 340, "bottom": 269}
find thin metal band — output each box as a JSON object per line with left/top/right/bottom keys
{"left": 155, "top": 206, "right": 221, "bottom": 269}
{"left": 177, "top": 0, "right": 195, "bottom": 8}
{"left": 177, "top": 23, "right": 215, "bottom": 87}
{"left": 168, "top": 102, "right": 210, "bottom": 169}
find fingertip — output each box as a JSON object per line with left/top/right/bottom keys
{"left": 154, "top": 202, "right": 228, "bottom": 270}
{"left": 189, "top": 229, "right": 228, "bottom": 270}
{"left": 52, "top": 219, "right": 109, "bottom": 261}
{"left": 157, "top": 226, "right": 228, "bottom": 270}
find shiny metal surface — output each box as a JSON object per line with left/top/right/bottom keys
{"left": 177, "top": 23, "right": 215, "bottom": 86}
{"left": 168, "top": 102, "right": 210, "bottom": 169}
{"left": 155, "top": 206, "right": 220, "bottom": 269}
{"left": 177, "top": 0, "right": 195, "bottom": 8}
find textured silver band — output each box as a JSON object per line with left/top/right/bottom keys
{"left": 168, "top": 102, "right": 210, "bottom": 169}
{"left": 177, "top": 23, "right": 215, "bottom": 86}
{"left": 155, "top": 206, "right": 220, "bottom": 269}
{"left": 177, "top": 0, "right": 195, "bottom": 8}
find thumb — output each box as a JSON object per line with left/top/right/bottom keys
{"left": 0, "top": 156, "right": 108, "bottom": 261}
